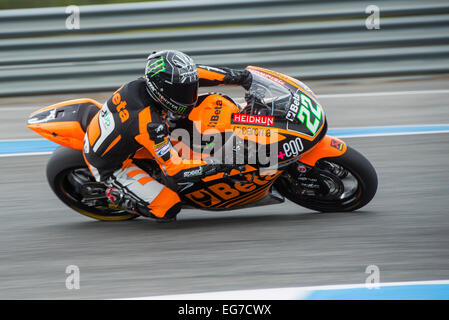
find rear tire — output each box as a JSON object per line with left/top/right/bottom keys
{"left": 275, "top": 146, "right": 377, "bottom": 212}
{"left": 46, "top": 147, "right": 138, "bottom": 221}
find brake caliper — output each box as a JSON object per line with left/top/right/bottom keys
{"left": 283, "top": 162, "right": 344, "bottom": 198}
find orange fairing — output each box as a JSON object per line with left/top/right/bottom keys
{"left": 28, "top": 121, "right": 86, "bottom": 150}
{"left": 299, "top": 135, "right": 347, "bottom": 166}
{"left": 188, "top": 94, "right": 239, "bottom": 134}
{"left": 27, "top": 98, "right": 102, "bottom": 150}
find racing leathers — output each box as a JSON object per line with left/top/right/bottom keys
{"left": 83, "top": 65, "right": 251, "bottom": 220}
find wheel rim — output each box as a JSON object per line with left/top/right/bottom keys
{"left": 317, "top": 160, "right": 360, "bottom": 203}
{"left": 282, "top": 160, "right": 363, "bottom": 209}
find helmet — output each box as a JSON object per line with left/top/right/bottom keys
{"left": 145, "top": 50, "right": 199, "bottom": 115}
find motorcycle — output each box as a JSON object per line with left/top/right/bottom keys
{"left": 27, "top": 66, "right": 377, "bottom": 221}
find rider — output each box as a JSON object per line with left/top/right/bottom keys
{"left": 83, "top": 50, "right": 252, "bottom": 221}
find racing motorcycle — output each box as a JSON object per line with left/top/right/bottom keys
{"left": 27, "top": 66, "right": 377, "bottom": 221}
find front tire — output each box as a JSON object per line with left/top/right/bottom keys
{"left": 275, "top": 146, "right": 377, "bottom": 212}
{"left": 46, "top": 147, "right": 138, "bottom": 221}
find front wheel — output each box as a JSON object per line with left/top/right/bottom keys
{"left": 275, "top": 146, "right": 377, "bottom": 212}
{"left": 46, "top": 147, "right": 139, "bottom": 221}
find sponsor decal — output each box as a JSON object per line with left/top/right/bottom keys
{"left": 233, "top": 125, "right": 271, "bottom": 137}
{"left": 155, "top": 124, "right": 164, "bottom": 133}
{"left": 282, "top": 137, "right": 304, "bottom": 158}
{"left": 286, "top": 92, "right": 301, "bottom": 122}
{"left": 93, "top": 104, "right": 116, "bottom": 153}
{"left": 177, "top": 181, "right": 194, "bottom": 192}
{"left": 177, "top": 105, "right": 187, "bottom": 114}
{"left": 111, "top": 92, "right": 129, "bottom": 123}
{"left": 208, "top": 100, "right": 222, "bottom": 128}
{"left": 28, "top": 108, "right": 57, "bottom": 124}
{"left": 232, "top": 113, "right": 274, "bottom": 126}
{"left": 286, "top": 91, "right": 322, "bottom": 136}
{"left": 183, "top": 166, "right": 204, "bottom": 178}
{"left": 154, "top": 139, "right": 171, "bottom": 157}
{"left": 330, "top": 139, "right": 344, "bottom": 151}
{"left": 154, "top": 140, "right": 167, "bottom": 149}
{"left": 147, "top": 57, "right": 166, "bottom": 78}
{"left": 101, "top": 109, "right": 111, "bottom": 127}
{"left": 148, "top": 123, "right": 167, "bottom": 140}
{"left": 184, "top": 172, "right": 280, "bottom": 207}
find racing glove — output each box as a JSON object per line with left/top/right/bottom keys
{"left": 222, "top": 68, "right": 253, "bottom": 90}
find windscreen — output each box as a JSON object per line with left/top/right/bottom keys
{"left": 244, "top": 68, "right": 325, "bottom": 138}
{"left": 245, "top": 70, "right": 292, "bottom": 116}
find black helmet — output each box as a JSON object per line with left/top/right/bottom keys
{"left": 145, "top": 50, "right": 199, "bottom": 115}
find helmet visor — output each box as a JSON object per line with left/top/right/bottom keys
{"left": 162, "top": 81, "right": 199, "bottom": 107}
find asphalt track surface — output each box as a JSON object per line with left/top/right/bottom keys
{"left": 0, "top": 77, "right": 448, "bottom": 299}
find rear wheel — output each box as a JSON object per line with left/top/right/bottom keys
{"left": 275, "top": 146, "right": 377, "bottom": 212}
{"left": 46, "top": 147, "right": 138, "bottom": 221}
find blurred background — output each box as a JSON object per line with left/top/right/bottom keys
{"left": 0, "top": 0, "right": 448, "bottom": 299}
{"left": 0, "top": 0, "right": 448, "bottom": 97}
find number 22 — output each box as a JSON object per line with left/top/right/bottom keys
{"left": 297, "top": 94, "right": 321, "bottom": 135}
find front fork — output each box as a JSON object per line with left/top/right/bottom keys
{"left": 279, "top": 135, "right": 348, "bottom": 197}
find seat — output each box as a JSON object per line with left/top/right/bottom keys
{"left": 79, "top": 103, "right": 101, "bottom": 132}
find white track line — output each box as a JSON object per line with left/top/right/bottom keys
{"left": 335, "top": 129, "right": 449, "bottom": 138}
{"left": 0, "top": 138, "right": 48, "bottom": 142}
{"left": 0, "top": 151, "right": 52, "bottom": 158}
{"left": 122, "top": 279, "right": 449, "bottom": 300}
{"left": 317, "top": 89, "right": 449, "bottom": 99}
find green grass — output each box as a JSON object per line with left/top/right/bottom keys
{"left": 0, "top": 0, "right": 164, "bottom": 10}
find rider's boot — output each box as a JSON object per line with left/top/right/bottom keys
{"left": 105, "top": 187, "right": 178, "bottom": 222}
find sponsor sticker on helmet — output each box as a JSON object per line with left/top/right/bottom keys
{"left": 147, "top": 57, "right": 166, "bottom": 78}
